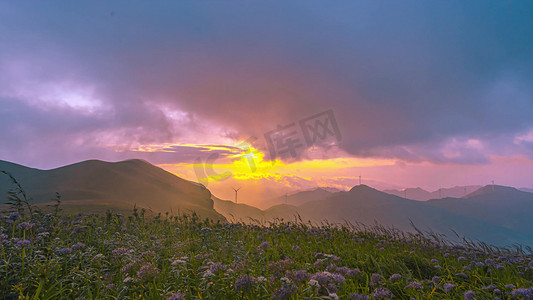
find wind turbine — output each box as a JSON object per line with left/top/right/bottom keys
{"left": 359, "top": 175, "right": 362, "bottom": 185}
{"left": 232, "top": 187, "right": 241, "bottom": 203}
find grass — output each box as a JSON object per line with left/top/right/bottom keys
{"left": 0, "top": 171, "right": 532, "bottom": 299}
{"left": 1, "top": 206, "right": 533, "bottom": 299}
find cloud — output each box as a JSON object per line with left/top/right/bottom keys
{"left": 0, "top": 1, "right": 532, "bottom": 168}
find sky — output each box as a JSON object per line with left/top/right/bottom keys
{"left": 1, "top": 1, "right": 533, "bottom": 204}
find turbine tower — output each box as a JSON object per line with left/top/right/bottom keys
{"left": 232, "top": 187, "right": 241, "bottom": 203}
{"left": 359, "top": 175, "right": 362, "bottom": 185}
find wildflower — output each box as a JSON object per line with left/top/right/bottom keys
{"left": 137, "top": 263, "right": 159, "bottom": 280}
{"left": 372, "top": 287, "right": 393, "bottom": 300}
{"left": 336, "top": 266, "right": 361, "bottom": 277}
{"left": 8, "top": 212, "right": 20, "bottom": 221}
{"left": 463, "top": 290, "right": 475, "bottom": 300}
{"left": 209, "top": 262, "right": 226, "bottom": 274}
{"left": 308, "top": 279, "right": 320, "bottom": 287}
{"left": 482, "top": 285, "right": 496, "bottom": 291}
{"left": 172, "top": 259, "right": 187, "bottom": 266}
{"left": 455, "top": 272, "right": 468, "bottom": 278}
{"left": 112, "top": 248, "right": 132, "bottom": 256}
{"left": 292, "top": 245, "right": 300, "bottom": 251}
{"left": 331, "top": 273, "right": 345, "bottom": 284}
{"left": 430, "top": 259, "right": 438, "bottom": 264}
{"left": 121, "top": 262, "right": 136, "bottom": 274}
{"left": 258, "top": 241, "right": 269, "bottom": 250}
{"left": 0, "top": 234, "right": 8, "bottom": 242}
{"left": 389, "top": 274, "right": 402, "bottom": 281}
{"left": 123, "top": 276, "right": 136, "bottom": 283}
{"left": 72, "top": 242, "right": 85, "bottom": 250}
{"left": 431, "top": 276, "right": 441, "bottom": 284}
{"left": 94, "top": 254, "right": 104, "bottom": 259}
{"left": 458, "top": 256, "right": 467, "bottom": 262}
{"left": 56, "top": 247, "right": 72, "bottom": 255}
{"left": 370, "top": 273, "right": 383, "bottom": 287}
{"left": 256, "top": 276, "right": 267, "bottom": 283}
{"left": 443, "top": 283, "right": 455, "bottom": 293}
{"left": 235, "top": 275, "right": 255, "bottom": 293}
{"left": 167, "top": 293, "right": 185, "bottom": 300}
{"left": 404, "top": 281, "right": 424, "bottom": 290}
{"left": 348, "top": 294, "right": 370, "bottom": 300}
{"left": 505, "top": 284, "right": 516, "bottom": 289}
{"left": 329, "top": 293, "right": 339, "bottom": 300}
{"left": 16, "top": 222, "right": 35, "bottom": 230}
{"left": 291, "top": 270, "right": 310, "bottom": 283}
{"left": 273, "top": 283, "right": 297, "bottom": 300}
{"left": 15, "top": 240, "right": 31, "bottom": 248}
{"left": 203, "top": 270, "right": 215, "bottom": 278}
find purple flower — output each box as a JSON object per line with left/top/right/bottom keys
{"left": 463, "top": 290, "right": 475, "bottom": 300}
{"left": 272, "top": 283, "right": 297, "bottom": 300}
{"left": 72, "top": 242, "right": 85, "bottom": 250}
{"left": 372, "top": 287, "right": 393, "bottom": 300}
{"left": 137, "top": 263, "right": 159, "bottom": 280}
{"left": 56, "top": 247, "right": 72, "bottom": 255}
{"left": 8, "top": 212, "right": 20, "bottom": 221}
{"left": 455, "top": 272, "right": 468, "bottom": 278}
{"left": 166, "top": 292, "right": 185, "bottom": 300}
{"left": 291, "top": 270, "right": 310, "bottom": 284}
{"left": 121, "top": 262, "right": 136, "bottom": 274}
{"left": 15, "top": 240, "right": 31, "bottom": 248}
{"left": 209, "top": 262, "right": 226, "bottom": 274}
{"left": 235, "top": 275, "right": 255, "bottom": 293}
{"left": 505, "top": 284, "right": 516, "bottom": 289}
{"left": 510, "top": 288, "right": 533, "bottom": 297}
{"left": 258, "top": 241, "right": 269, "bottom": 250}
{"left": 349, "top": 294, "right": 370, "bottom": 300}
{"left": 389, "top": 274, "right": 402, "bottom": 281}
{"left": 336, "top": 266, "right": 361, "bottom": 277}
{"left": 16, "top": 222, "right": 35, "bottom": 230}
{"left": 404, "top": 281, "right": 424, "bottom": 290}
{"left": 112, "top": 248, "right": 132, "bottom": 256}
{"left": 443, "top": 283, "right": 455, "bottom": 293}
{"left": 331, "top": 273, "right": 345, "bottom": 284}
{"left": 311, "top": 272, "right": 330, "bottom": 286}
{"left": 370, "top": 273, "right": 383, "bottom": 287}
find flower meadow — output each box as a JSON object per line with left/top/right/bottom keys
{"left": 1, "top": 208, "right": 533, "bottom": 299}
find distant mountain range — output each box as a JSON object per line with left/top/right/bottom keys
{"left": 2, "top": 159, "right": 533, "bottom": 247}
{"left": 383, "top": 185, "right": 482, "bottom": 201}
{"left": 215, "top": 185, "right": 533, "bottom": 247}
{"left": 0, "top": 159, "right": 225, "bottom": 221}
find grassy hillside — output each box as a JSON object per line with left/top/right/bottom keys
{"left": 1, "top": 209, "right": 532, "bottom": 299}
{"left": 0, "top": 159, "right": 225, "bottom": 221}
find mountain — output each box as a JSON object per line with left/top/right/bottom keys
{"left": 212, "top": 196, "right": 265, "bottom": 223}
{"left": 0, "top": 159, "right": 225, "bottom": 221}
{"left": 427, "top": 185, "right": 533, "bottom": 236}
{"left": 383, "top": 187, "right": 432, "bottom": 201}
{"left": 384, "top": 185, "right": 482, "bottom": 201}
{"left": 212, "top": 184, "right": 532, "bottom": 246}
{"left": 519, "top": 187, "right": 533, "bottom": 194}
{"left": 260, "top": 188, "right": 333, "bottom": 209}
{"left": 289, "top": 185, "right": 531, "bottom": 246}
